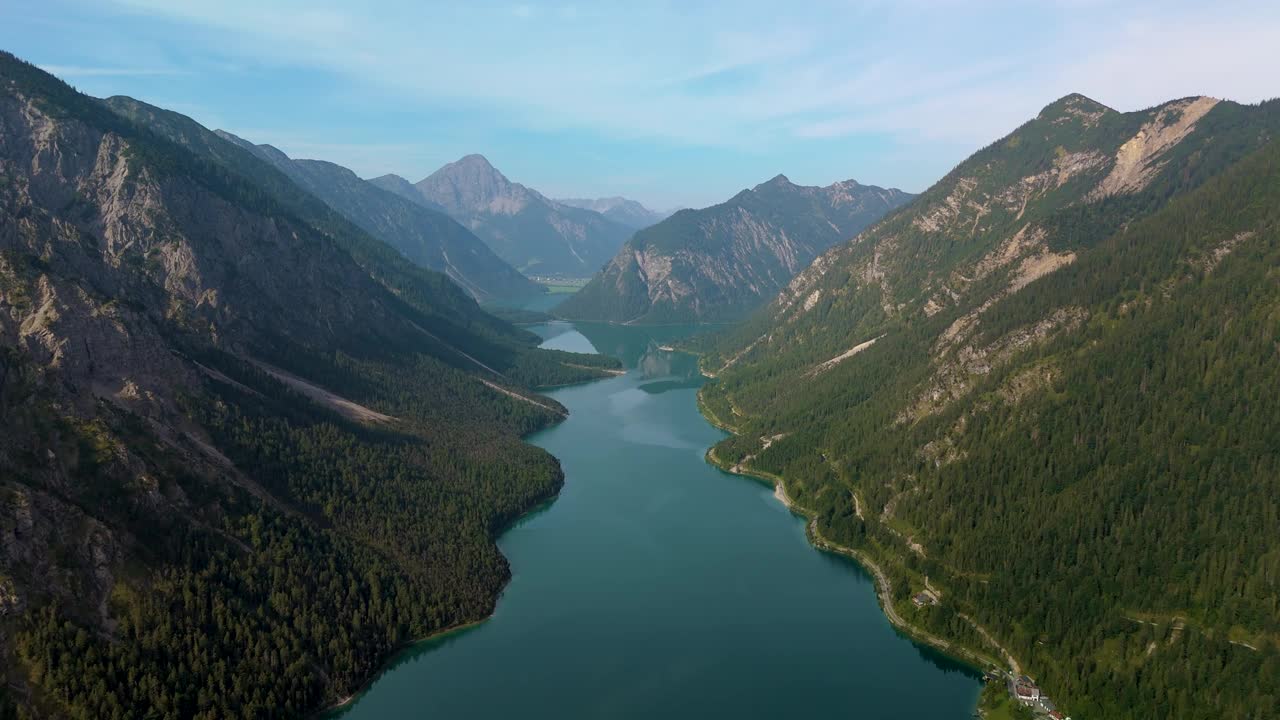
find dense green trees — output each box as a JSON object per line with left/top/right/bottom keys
{"left": 8, "top": 326, "right": 592, "bottom": 720}
{"left": 698, "top": 98, "right": 1280, "bottom": 718}
{"left": 0, "top": 51, "right": 620, "bottom": 719}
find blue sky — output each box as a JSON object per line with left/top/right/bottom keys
{"left": 4, "top": 0, "right": 1279, "bottom": 209}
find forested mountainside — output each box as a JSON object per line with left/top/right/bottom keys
{"left": 558, "top": 175, "right": 913, "bottom": 323}
{"left": 0, "top": 52, "right": 619, "bottom": 719}
{"left": 372, "top": 155, "right": 632, "bottom": 278}
{"left": 101, "top": 98, "right": 540, "bottom": 304}
{"left": 695, "top": 93, "right": 1280, "bottom": 719}
{"left": 555, "top": 196, "right": 669, "bottom": 230}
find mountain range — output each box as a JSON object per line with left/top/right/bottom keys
{"left": 3, "top": 37, "right": 1279, "bottom": 720}
{"left": 558, "top": 175, "right": 914, "bottom": 323}
{"left": 695, "top": 93, "right": 1280, "bottom": 719}
{"left": 555, "top": 196, "right": 671, "bottom": 229}
{"left": 0, "top": 51, "right": 621, "bottom": 718}
{"left": 100, "top": 97, "right": 541, "bottom": 304}
{"left": 372, "top": 155, "right": 633, "bottom": 278}
{"left": 216, "top": 131, "right": 543, "bottom": 302}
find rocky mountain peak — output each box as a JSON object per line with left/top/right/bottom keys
{"left": 417, "top": 153, "right": 520, "bottom": 214}
{"left": 826, "top": 178, "right": 862, "bottom": 191}
{"left": 559, "top": 174, "right": 915, "bottom": 323}
{"left": 756, "top": 173, "right": 795, "bottom": 191}
{"left": 459, "top": 153, "right": 490, "bottom": 163}
{"left": 399, "top": 154, "right": 631, "bottom": 275}
{"left": 442, "top": 153, "right": 509, "bottom": 185}
{"left": 1037, "top": 93, "right": 1115, "bottom": 126}
{"left": 555, "top": 196, "right": 670, "bottom": 230}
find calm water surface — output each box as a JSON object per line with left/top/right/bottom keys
{"left": 330, "top": 311, "right": 981, "bottom": 718}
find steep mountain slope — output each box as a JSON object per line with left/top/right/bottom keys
{"left": 98, "top": 96, "right": 518, "bottom": 326}
{"left": 556, "top": 196, "right": 669, "bottom": 229}
{"left": 0, "top": 52, "right": 619, "bottom": 719}
{"left": 368, "top": 171, "right": 437, "bottom": 208}
{"left": 558, "top": 175, "right": 914, "bottom": 323}
{"left": 102, "top": 96, "right": 539, "bottom": 304}
{"left": 373, "top": 155, "right": 632, "bottom": 277}
{"left": 222, "top": 133, "right": 542, "bottom": 303}
{"left": 696, "top": 94, "right": 1280, "bottom": 719}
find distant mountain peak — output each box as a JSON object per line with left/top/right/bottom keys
{"left": 366, "top": 172, "right": 439, "bottom": 210}
{"left": 436, "top": 153, "right": 509, "bottom": 183}
{"left": 559, "top": 177, "right": 916, "bottom": 323}
{"left": 409, "top": 155, "right": 632, "bottom": 275}
{"left": 417, "top": 153, "right": 520, "bottom": 215}
{"left": 555, "top": 196, "right": 671, "bottom": 230}
{"left": 1038, "top": 93, "right": 1116, "bottom": 125}
{"left": 457, "top": 152, "right": 495, "bottom": 167}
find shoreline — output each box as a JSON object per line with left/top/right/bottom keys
{"left": 694, "top": 389, "right": 738, "bottom": 434}
{"left": 316, "top": 338, "right": 1002, "bottom": 718}
{"left": 534, "top": 365, "right": 628, "bottom": 391}
{"left": 311, "top": 483, "right": 566, "bottom": 719}
{"left": 699, "top": 391, "right": 1016, "bottom": 688}
{"left": 311, "top": 615, "right": 493, "bottom": 718}
{"left": 550, "top": 316, "right": 739, "bottom": 328}
{"left": 311, "top": 366, "right": 603, "bottom": 718}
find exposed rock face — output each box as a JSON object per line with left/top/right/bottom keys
{"left": 416, "top": 154, "right": 522, "bottom": 216}
{"left": 762, "top": 94, "right": 1230, "bottom": 347}
{"left": 373, "top": 155, "right": 632, "bottom": 277}
{"left": 102, "top": 97, "right": 542, "bottom": 303}
{"left": 558, "top": 175, "right": 914, "bottom": 323}
{"left": 1089, "top": 96, "right": 1219, "bottom": 199}
{"left": 706, "top": 88, "right": 1275, "bottom": 475}
{"left": 0, "top": 481, "right": 120, "bottom": 625}
{"left": 0, "top": 75, "right": 356, "bottom": 644}
{"left": 0, "top": 53, "right": 586, "bottom": 715}
{"left": 555, "top": 196, "right": 670, "bottom": 230}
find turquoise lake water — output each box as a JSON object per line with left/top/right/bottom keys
{"left": 329, "top": 314, "right": 980, "bottom": 718}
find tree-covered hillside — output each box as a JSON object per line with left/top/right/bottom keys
{"left": 0, "top": 51, "right": 618, "bottom": 719}
{"left": 697, "top": 94, "right": 1280, "bottom": 719}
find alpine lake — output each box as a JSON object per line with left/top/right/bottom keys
{"left": 328, "top": 293, "right": 981, "bottom": 719}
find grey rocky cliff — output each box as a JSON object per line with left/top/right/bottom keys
{"left": 558, "top": 175, "right": 914, "bottom": 323}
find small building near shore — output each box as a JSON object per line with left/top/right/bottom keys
{"left": 911, "top": 590, "right": 939, "bottom": 608}
{"left": 1014, "top": 679, "right": 1040, "bottom": 704}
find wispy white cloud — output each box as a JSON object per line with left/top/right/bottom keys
{"left": 39, "top": 64, "right": 189, "bottom": 77}
{"left": 17, "top": 0, "right": 1280, "bottom": 205}
{"left": 100, "top": 0, "right": 1280, "bottom": 152}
